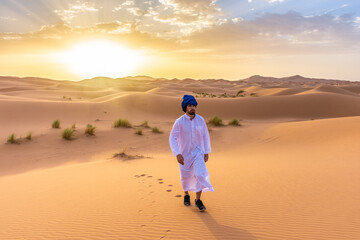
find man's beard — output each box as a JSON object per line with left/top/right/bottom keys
{"left": 189, "top": 110, "right": 195, "bottom": 115}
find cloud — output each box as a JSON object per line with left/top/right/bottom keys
{"left": 113, "top": 0, "right": 135, "bottom": 11}
{"left": 0, "top": 16, "right": 17, "bottom": 21}
{"left": 1, "top": 7, "right": 359, "bottom": 59}
{"left": 110, "top": 0, "right": 224, "bottom": 37}
{"left": 183, "top": 11, "right": 360, "bottom": 56}
{"left": 0, "top": 20, "right": 181, "bottom": 55}
{"left": 267, "top": 0, "right": 285, "bottom": 3}
{"left": 158, "top": 0, "right": 221, "bottom": 14}
{"left": 126, "top": 7, "right": 145, "bottom": 16}
{"left": 53, "top": 1, "right": 99, "bottom": 24}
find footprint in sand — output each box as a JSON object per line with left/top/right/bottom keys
{"left": 157, "top": 178, "right": 163, "bottom": 181}
{"left": 175, "top": 195, "right": 182, "bottom": 198}
{"left": 140, "top": 174, "right": 146, "bottom": 177}
{"left": 168, "top": 184, "right": 172, "bottom": 187}
{"left": 166, "top": 189, "right": 172, "bottom": 192}
{"left": 147, "top": 176, "right": 153, "bottom": 178}
{"left": 160, "top": 230, "right": 171, "bottom": 239}
{"left": 158, "top": 182, "right": 164, "bottom": 184}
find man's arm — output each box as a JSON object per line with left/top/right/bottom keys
{"left": 203, "top": 119, "right": 211, "bottom": 162}
{"left": 203, "top": 119, "right": 211, "bottom": 154}
{"left": 169, "top": 120, "right": 184, "bottom": 165}
{"left": 169, "top": 120, "right": 181, "bottom": 156}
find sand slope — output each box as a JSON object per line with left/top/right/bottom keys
{"left": 1, "top": 75, "right": 359, "bottom": 239}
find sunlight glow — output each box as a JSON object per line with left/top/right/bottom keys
{"left": 54, "top": 40, "right": 145, "bottom": 79}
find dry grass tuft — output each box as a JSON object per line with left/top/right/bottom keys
{"left": 152, "top": 127, "right": 163, "bottom": 133}
{"left": 25, "top": 131, "right": 33, "bottom": 140}
{"left": 85, "top": 124, "right": 96, "bottom": 136}
{"left": 7, "top": 133, "right": 18, "bottom": 144}
{"left": 114, "top": 118, "right": 132, "bottom": 128}
{"left": 208, "top": 116, "right": 224, "bottom": 126}
{"left": 228, "top": 119, "right": 242, "bottom": 126}
{"left": 62, "top": 128, "right": 75, "bottom": 140}
{"left": 135, "top": 128, "right": 143, "bottom": 135}
{"left": 52, "top": 120, "right": 60, "bottom": 129}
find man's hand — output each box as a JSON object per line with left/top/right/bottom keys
{"left": 204, "top": 154, "right": 209, "bottom": 162}
{"left": 176, "top": 154, "right": 184, "bottom": 165}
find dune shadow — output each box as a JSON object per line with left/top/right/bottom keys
{"left": 192, "top": 209, "right": 257, "bottom": 240}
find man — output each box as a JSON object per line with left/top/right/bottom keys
{"left": 169, "top": 95, "right": 214, "bottom": 212}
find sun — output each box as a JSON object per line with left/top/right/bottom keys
{"left": 56, "top": 40, "right": 145, "bottom": 79}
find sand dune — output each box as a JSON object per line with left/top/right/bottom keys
{"left": 1, "top": 75, "right": 359, "bottom": 239}
{"left": 272, "top": 87, "right": 309, "bottom": 95}
{"left": 2, "top": 91, "right": 360, "bottom": 130}
{"left": 301, "top": 84, "right": 360, "bottom": 96}
{"left": 108, "top": 92, "right": 360, "bottom": 119}
{"left": 341, "top": 85, "right": 360, "bottom": 94}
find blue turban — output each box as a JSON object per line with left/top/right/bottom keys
{"left": 181, "top": 95, "right": 198, "bottom": 112}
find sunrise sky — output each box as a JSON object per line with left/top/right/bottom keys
{"left": 0, "top": 0, "right": 359, "bottom": 81}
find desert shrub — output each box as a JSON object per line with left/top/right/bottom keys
{"left": 7, "top": 133, "right": 17, "bottom": 144}
{"left": 140, "top": 120, "right": 150, "bottom": 128}
{"left": 52, "top": 120, "right": 60, "bottom": 128}
{"left": 236, "top": 90, "right": 245, "bottom": 96}
{"left": 208, "top": 116, "right": 224, "bottom": 126}
{"left": 114, "top": 118, "right": 132, "bottom": 128}
{"left": 113, "top": 145, "right": 128, "bottom": 158}
{"left": 25, "top": 131, "right": 32, "bottom": 140}
{"left": 152, "top": 127, "right": 163, "bottom": 133}
{"left": 250, "top": 93, "right": 258, "bottom": 97}
{"left": 62, "top": 128, "right": 75, "bottom": 140}
{"left": 85, "top": 124, "right": 96, "bottom": 135}
{"left": 228, "top": 119, "right": 242, "bottom": 126}
{"left": 135, "top": 128, "right": 143, "bottom": 135}
{"left": 112, "top": 145, "right": 144, "bottom": 160}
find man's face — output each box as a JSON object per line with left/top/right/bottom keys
{"left": 186, "top": 104, "right": 196, "bottom": 115}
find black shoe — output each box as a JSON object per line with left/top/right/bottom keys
{"left": 195, "top": 199, "right": 206, "bottom": 211}
{"left": 184, "top": 194, "right": 190, "bottom": 206}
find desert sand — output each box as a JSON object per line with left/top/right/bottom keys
{"left": 0, "top": 75, "right": 359, "bottom": 239}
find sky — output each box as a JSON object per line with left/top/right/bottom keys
{"left": 0, "top": 0, "right": 359, "bottom": 81}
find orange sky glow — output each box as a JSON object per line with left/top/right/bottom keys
{"left": 0, "top": 0, "right": 359, "bottom": 81}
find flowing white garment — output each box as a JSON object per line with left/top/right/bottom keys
{"left": 169, "top": 114, "right": 214, "bottom": 192}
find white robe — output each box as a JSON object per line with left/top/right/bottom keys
{"left": 169, "top": 113, "right": 214, "bottom": 192}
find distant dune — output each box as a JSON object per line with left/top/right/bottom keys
{"left": 1, "top": 75, "right": 360, "bottom": 123}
